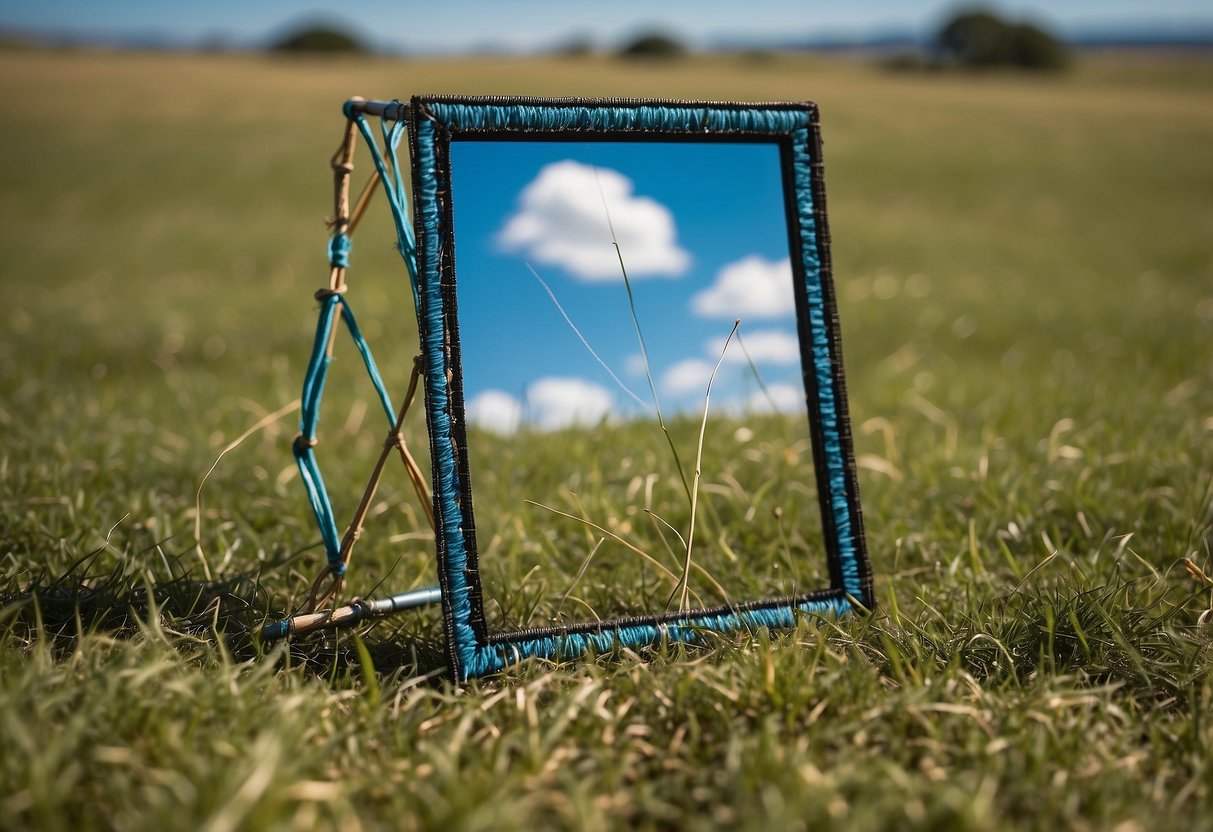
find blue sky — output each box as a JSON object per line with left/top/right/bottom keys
{"left": 450, "top": 140, "right": 809, "bottom": 433}
{"left": 5, "top": 1, "right": 1212, "bottom": 52}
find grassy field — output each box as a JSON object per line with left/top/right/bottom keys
{"left": 1, "top": 47, "right": 1211, "bottom": 830}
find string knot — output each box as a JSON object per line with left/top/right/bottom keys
{"left": 293, "top": 434, "right": 319, "bottom": 454}
{"left": 314, "top": 285, "right": 348, "bottom": 301}
{"left": 328, "top": 233, "right": 353, "bottom": 269}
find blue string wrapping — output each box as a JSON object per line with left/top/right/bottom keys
{"left": 294, "top": 295, "right": 342, "bottom": 567}
{"left": 423, "top": 100, "right": 812, "bottom": 136}
{"left": 789, "top": 126, "right": 862, "bottom": 600}
{"left": 411, "top": 98, "right": 869, "bottom": 679}
{"left": 327, "top": 233, "right": 352, "bottom": 269}
{"left": 350, "top": 109, "right": 421, "bottom": 319}
{"left": 291, "top": 102, "right": 427, "bottom": 577}
{"left": 287, "top": 97, "right": 867, "bottom": 676}
{"left": 294, "top": 292, "right": 401, "bottom": 574}
{"left": 464, "top": 599, "right": 853, "bottom": 679}
{"left": 338, "top": 299, "right": 395, "bottom": 427}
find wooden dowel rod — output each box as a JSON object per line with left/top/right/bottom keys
{"left": 260, "top": 585, "right": 443, "bottom": 641}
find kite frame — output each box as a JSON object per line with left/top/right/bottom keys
{"left": 405, "top": 95, "right": 872, "bottom": 680}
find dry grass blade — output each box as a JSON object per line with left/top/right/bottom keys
{"left": 557, "top": 537, "right": 606, "bottom": 616}
{"left": 593, "top": 165, "right": 692, "bottom": 504}
{"left": 526, "top": 262, "right": 648, "bottom": 409}
{"left": 670, "top": 320, "right": 739, "bottom": 612}
{"left": 524, "top": 499, "right": 682, "bottom": 589}
{"left": 194, "top": 399, "right": 301, "bottom": 581}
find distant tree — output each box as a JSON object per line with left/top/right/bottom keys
{"left": 936, "top": 9, "right": 1069, "bottom": 70}
{"left": 1009, "top": 22, "right": 1070, "bottom": 70}
{"left": 938, "top": 10, "right": 1013, "bottom": 66}
{"left": 271, "top": 25, "right": 368, "bottom": 55}
{"left": 618, "top": 32, "right": 686, "bottom": 59}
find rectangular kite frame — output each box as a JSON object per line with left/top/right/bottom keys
{"left": 406, "top": 95, "right": 872, "bottom": 680}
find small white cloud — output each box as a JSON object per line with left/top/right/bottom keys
{"left": 660, "top": 358, "right": 716, "bottom": 397}
{"left": 707, "top": 328, "right": 801, "bottom": 366}
{"left": 691, "top": 255, "right": 795, "bottom": 318}
{"left": 496, "top": 160, "right": 690, "bottom": 282}
{"left": 527, "top": 377, "right": 614, "bottom": 430}
{"left": 746, "top": 383, "right": 804, "bottom": 414}
{"left": 465, "top": 389, "right": 524, "bottom": 435}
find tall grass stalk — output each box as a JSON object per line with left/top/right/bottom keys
{"left": 527, "top": 263, "right": 648, "bottom": 409}
{"left": 526, "top": 168, "right": 746, "bottom": 612}
{"left": 192, "top": 399, "right": 301, "bottom": 581}
{"left": 672, "top": 319, "right": 739, "bottom": 611}
{"left": 595, "top": 167, "right": 693, "bottom": 504}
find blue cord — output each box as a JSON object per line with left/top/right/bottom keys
{"left": 293, "top": 104, "right": 423, "bottom": 577}
{"left": 351, "top": 109, "right": 421, "bottom": 318}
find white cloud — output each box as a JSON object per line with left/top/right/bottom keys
{"left": 660, "top": 359, "right": 716, "bottom": 397}
{"left": 691, "top": 255, "right": 795, "bottom": 318}
{"left": 466, "top": 379, "right": 617, "bottom": 433}
{"left": 465, "top": 389, "right": 524, "bottom": 435}
{"left": 746, "top": 383, "right": 804, "bottom": 414}
{"left": 526, "top": 377, "right": 614, "bottom": 430}
{"left": 496, "top": 160, "right": 690, "bottom": 282}
{"left": 707, "top": 328, "right": 801, "bottom": 366}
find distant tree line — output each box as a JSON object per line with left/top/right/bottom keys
{"left": 935, "top": 9, "right": 1069, "bottom": 70}
{"left": 266, "top": 11, "right": 1069, "bottom": 70}
{"left": 553, "top": 31, "right": 689, "bottom": 59}
{"left": 269, "top": 24, "right": 693, "bottom": 59}
{"left": 617, "top": 32, "right": 686, "bottom": 59}
{"left": 875, "top": 8, "right": 1070, "bottom": 72}
{"left": 271, "top": 25, "right": 368, "bottom": 54}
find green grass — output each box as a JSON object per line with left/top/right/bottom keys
{"left": 1, "top": 48, "right": 1211, "bottom": 830}
{"left": 467, "top": 411, "right": 829, "bottom": 631}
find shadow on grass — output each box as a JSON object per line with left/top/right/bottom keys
{"left": 2, "top": 537, "right": 1208, "bottom": 703}
{"left": 0, "top": 543, "right": 449, "bottom": 683}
